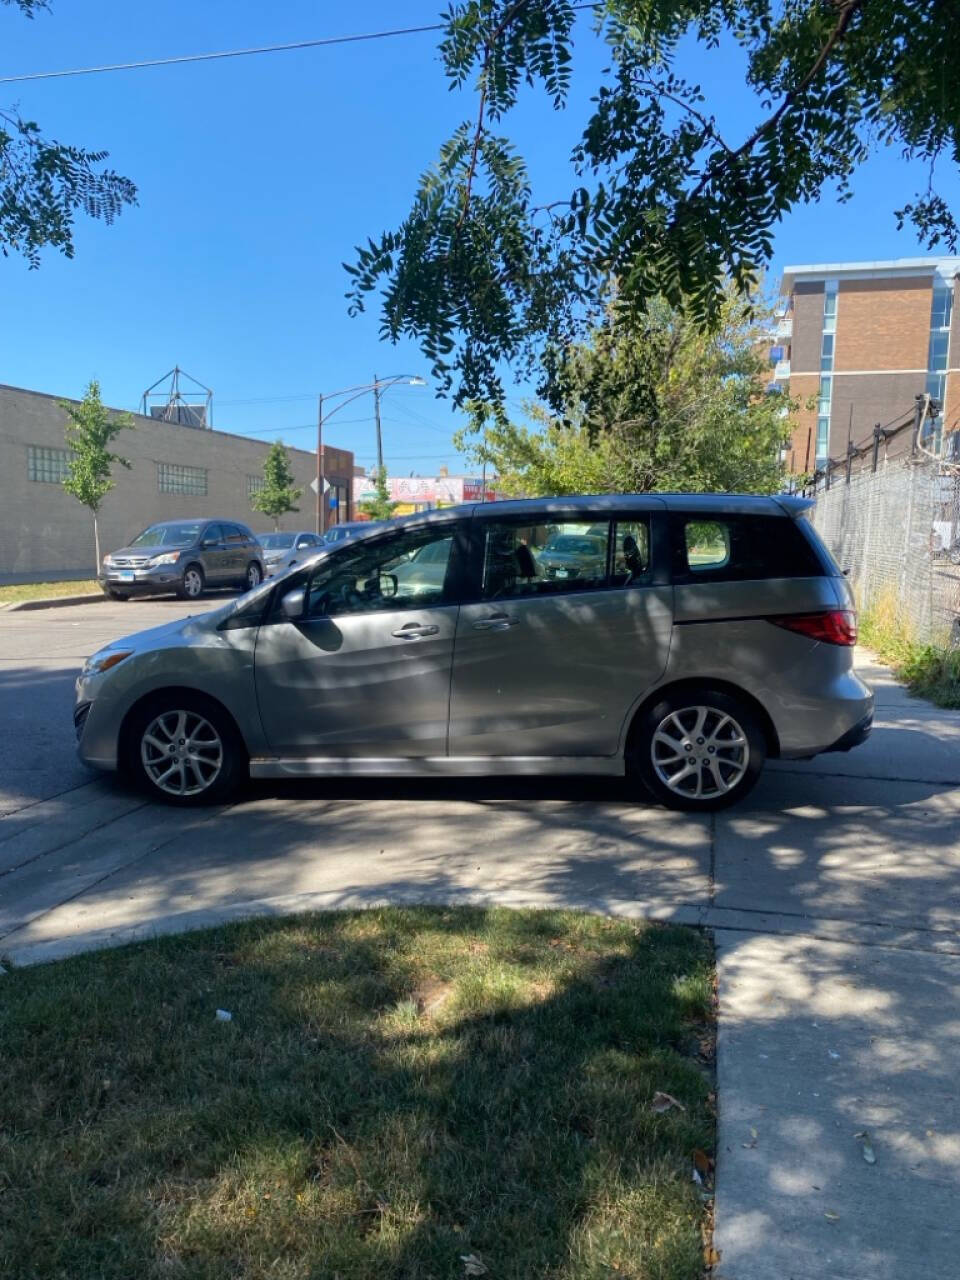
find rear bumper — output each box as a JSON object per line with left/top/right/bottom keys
{"left": 775, "top": 671, "right": 875, "bottom": 760}
{"left": 822, "top": 711, "right": 873, "bottom": 753}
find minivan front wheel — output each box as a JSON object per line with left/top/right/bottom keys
{"left": 124, "top": 694, "right": 245, "bottom": 805}
{"left": 631, "top": 689, "right": 766, "bottom": 811}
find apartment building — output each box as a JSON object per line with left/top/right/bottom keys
{"left": 0, "top": 383, "right": 354, "bottom": 581}
{"left": 776, "top": 257, "right": 960, "bottom": 472}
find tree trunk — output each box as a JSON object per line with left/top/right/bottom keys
{"left": 93, "top": 512, "right": 101, "bottom": 571}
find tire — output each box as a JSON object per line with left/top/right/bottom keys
{"left": 106, "top": 590, "right": 130, "bottom": 602}
{"left": 177, "top": 564, "right": 205, "bottom": 600}
{"left": 122, "top": 692, "right": 246, "bottom": 806}
{"left": 243, "top": 561, "right": 263, "bottom": 592}
{"left": 629, "top": 688, "right": 766, "bottom": 811}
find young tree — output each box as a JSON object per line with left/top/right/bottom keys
{"left": 1, "top": 2, "right": 137, "bottom": 266}
{"left": 61, "top": 379, "right": 134, "bottom": 567}
{"left": 348, "top": 0, "right": 960, "bottom": 411}
{"left": 456, "top": 286, "right": 792, "bottom": 496}
{"left": 251, "top": 441, "right": 303, "bottom": 530}
{"left": 357, "top": 467, "right": 399, "bottom": 521}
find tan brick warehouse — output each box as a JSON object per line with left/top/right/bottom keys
{"left": 778, "top": 257, "right": 960, "bottom": 474}
{"left": 0, "top": 384, "right": 354, "bottom": 582}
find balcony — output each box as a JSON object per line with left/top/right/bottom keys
{"left": 776, "top": 316, "right": 793, "bottom": 340}
{"left": 774, "top": 359, "right": 791, "bottom": 380}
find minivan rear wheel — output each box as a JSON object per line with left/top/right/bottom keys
{"left": 123, "top": 693, "right": 246, "bottom": 805}
{"left": 630, "top": 689, "right": 766, "bottom": 811}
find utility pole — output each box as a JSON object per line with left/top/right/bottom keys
{"left": 373, "top": 373, "right": 384, "bottom": 479}
{"left": 316, "top": 393, "right": 325, "bottom": 536}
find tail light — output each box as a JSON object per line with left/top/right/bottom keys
{"left": 768, "top": 609, "right": 857, "bottom": 646}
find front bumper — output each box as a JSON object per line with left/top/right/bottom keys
{"left": 99, "top": 568, "right": 182, "bottom": 596}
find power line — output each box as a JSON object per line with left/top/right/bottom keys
{"left": 0, "top": 6, "right": 598, "bottom": 86}
{"left": 0, "top": 22, "right": 444, "bottom": 85}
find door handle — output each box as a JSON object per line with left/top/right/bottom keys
{"left": 472, "top": 613, "right": 519, "bottom": 632}
{"left": 391, "top": 623, "right": 440, "bottom": 640}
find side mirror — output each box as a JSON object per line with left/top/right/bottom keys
{"left": 380, "top": 572, "right": 398, "bottom": 599}
{"left": 280, "top": 587, "right": 306, "bottom": 620}
{"left": 202, "top": 537, "right": 219, "bottom": 548}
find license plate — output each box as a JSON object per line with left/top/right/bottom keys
{"left": 555, "top": 568, "right": 568, "bottom": 578}
{"left": 118, "top": 572, "right": 135, "bottom": 582}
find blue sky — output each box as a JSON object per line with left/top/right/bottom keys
{"left": 2, "top": 1, "right": 958, "bottom": 474}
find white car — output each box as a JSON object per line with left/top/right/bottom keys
{"left": 257, "top": 531, "right": 325, "bottom": 577}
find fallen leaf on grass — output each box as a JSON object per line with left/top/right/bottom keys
{"left": 461, "top": 1254, "right": 487, "bottom": 1276}
{"left": 703, "top": 1244, "right": 722, "bottom": 1266}
{"left": 693, "top": 1148, "right": 712, "bottom": 1173}
{"left": 650, "top": 1091, "right": 685, "bottom": 1113}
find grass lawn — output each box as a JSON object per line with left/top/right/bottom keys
{"left": 0, "top": 580, "right": 100, "bottom": 605}
{"left": 0, "top": 907, "right": 716, "bottom": 1280}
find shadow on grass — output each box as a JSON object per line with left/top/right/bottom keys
{"left": 0, "top": 906, "right": 714, "bottom": 1280}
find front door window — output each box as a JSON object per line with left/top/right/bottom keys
{"left": 304, "top": 527, "right": 455, "bottom": 618}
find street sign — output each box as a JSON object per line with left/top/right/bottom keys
{"left": 308, "top": 477, "right": 332, "bottom": 495}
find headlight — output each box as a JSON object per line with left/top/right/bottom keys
{"left": 149, "top": 551, "right": 181, "bottom": 566}
{"left": 83, "top": 649, "right": 133, "bottom": 675}
{"left": 102, "top": 554, "right": 113, "bottom": 566}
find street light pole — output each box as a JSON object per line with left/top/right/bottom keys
{"left": 314, "top": 375, "right": 425, "bottom": 534}
{"left": 316, "top": 393, "right": 324, "bottom": 536}
{"left": 373, "top": 373, "right": 384, "bottom": 478}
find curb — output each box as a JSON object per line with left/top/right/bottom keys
{"left": 1, "top": 593, "right": 105, "bottom": 613}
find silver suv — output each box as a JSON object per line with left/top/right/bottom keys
{"left": 76, "top": 494, "right": 873, "bottom": 810}
{"left": 100, "top": 519, "right": 265, "bottom": 601}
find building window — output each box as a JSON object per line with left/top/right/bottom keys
{"left": 926, "top": 280, "right": 954, "bottom": 447}
{"left": 931, "top": 283, "right": 953, "bottom": 331}
{"left": 246, "top": 474, "right": 265, "bottom": 498}
{"left": 157, "top": 462, "right": 207, "bottom": 496}
{"left": 823, "top": 288, "right": 838, "bottom": 333}
{"left": 929, "top": 330, "right": 949, "bottom": 372}
{"left": 820, "top": 333, "right": 835, "bottom": 371}
{"left": 817, "top": 376, "right": 832, "bottom": 417}
{"left": 816, "top": 417, "right": 830, "bottom": 459}
{"left": 27, "top": 444, "right": 73, "bottom": 484}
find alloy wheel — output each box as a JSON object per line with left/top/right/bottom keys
{"left": 650, "top": 704, "right": 749, "bottom": 801}
{"left": 140, "top": 709, "right": 223, "bottom": 797}
{"left": 183, "top": 568, "right": 203, "bottom": 598}
{"left": 246, "top": 563, "right": 262, "bottom": 589}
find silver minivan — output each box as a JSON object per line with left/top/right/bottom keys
{"left": 75, "top": 494, "right": 874, "bottom": 810}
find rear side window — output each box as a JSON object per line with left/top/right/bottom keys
{"left": 673, "top": 514, "right": 823, "bottom": 582}
{"left": 480, "top": 519, "right": 610, "bottom": 600}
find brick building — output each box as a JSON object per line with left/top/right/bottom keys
{"left": 0, "top": 383, "right": 354, "bottom": 582}
{"left": 776, "top": 257, "right": 960, "bottom": 472}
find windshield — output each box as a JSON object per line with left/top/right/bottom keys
{"left": 258, "top": 533, "right": 295, "bottom": 550}
{"left": 130, "top": 522, "right": 203, "bottom": 548}
{"left": 544, "top": 536, "right": 602, "bottom": 555}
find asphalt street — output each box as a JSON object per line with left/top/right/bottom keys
{"left": 2, "top": 595, "right": 959, "bottom": 1279}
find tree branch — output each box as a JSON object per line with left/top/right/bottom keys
{"left": 688, "top": 0, "right": 866, "bottom": 201}
{"left": 634, "top": 78, "right": 734, "bottom": 156}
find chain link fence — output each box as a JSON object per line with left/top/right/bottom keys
{"left": 809, "top": 455, "right": 960, "bottom": 647}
